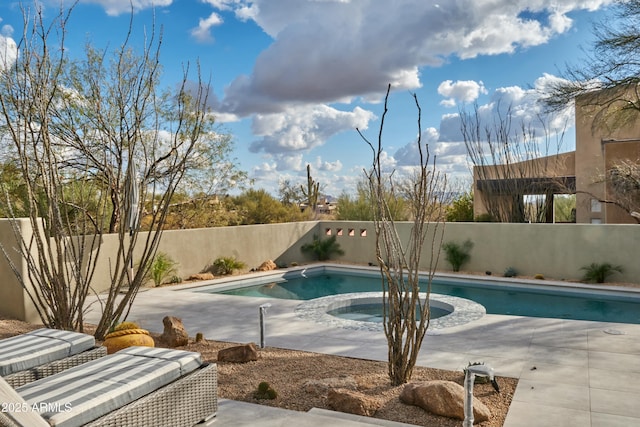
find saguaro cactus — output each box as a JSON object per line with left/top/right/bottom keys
{"left": 301, "top": 164, "right": 320, "bottom": 215}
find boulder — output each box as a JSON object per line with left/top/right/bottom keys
{"left": 159, "top": 316, "right": 189, "bottom": 347}
{"left": 187, "top": 272, "right": 215, "bottom": 281}
{"left": 302, "top": 375, "right": 359, "bottom": 397}
{"left": 256, "top": 260, "right": 277, "bottom": 272}
{"left": 400, "top": 381, "right": 491, "bottom": 423}
{"left": 327, "top": 388, "right": 380, "bottom": 417}
{"left": 217, "top": 343, "right": 259, "bottom": 363}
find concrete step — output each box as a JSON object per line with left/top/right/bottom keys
{"left": 308, "top": 407, "right": 419, "bottom": 426}
{"left": 209, "top": 399, "right": 419, "bottom": 426}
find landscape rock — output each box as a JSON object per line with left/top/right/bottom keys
{"left": 159, "top": 316, "right": 189, "bottom": 347}
{"left": 256, "top": 260, "right": 277, "bottom": 272}
{"left": 400, "top": 380, "right": 491, "bottom": 422}
{"left": 187, "top": 272, "right": 215, "bottom": 281}
{"left": 217, "top": 343, "right": 259, "bottom": 363}
{"left": 302, "top": 375, "right": 359, "bottom": 396}
{"left": 327, "top": 388, "right": 380, "bottom": 417}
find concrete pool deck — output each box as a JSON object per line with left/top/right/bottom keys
{"left": 85, "top": 276, "right": 640, "bottom": 427}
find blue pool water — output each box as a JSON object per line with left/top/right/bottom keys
{"left": 205, "top": 271, "right": 640, "bottom": 324}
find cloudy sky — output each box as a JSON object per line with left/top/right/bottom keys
{"left": 0, "top": 0, "right": 616, "bottom": 196}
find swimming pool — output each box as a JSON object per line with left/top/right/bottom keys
{"left": 192, "top": 265, "right": 640, "bottom": 325}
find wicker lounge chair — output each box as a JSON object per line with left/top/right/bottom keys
{"left": 0, "top": 346, "right": 217, "bottom": 427}
{"left": 0, "top": 329, "right": 107, "bottom": 387}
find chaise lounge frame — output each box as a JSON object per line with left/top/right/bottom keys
{"left": 0, "top": 362, "right": 217, "bottom": 427}
{"left": 3, "top": 346, "right": 107, "bottom": 388}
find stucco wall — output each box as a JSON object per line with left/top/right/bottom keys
{"left": 1, "top": 220, "right": 637, "bottom": 322}
{"left": 0, "top": 219, "right": 43, "bottom": 323}
{"left": 322, "top": 221, "right": 637, "bottom": 282}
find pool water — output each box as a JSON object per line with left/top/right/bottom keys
{"left": 210, "top": 271, "right": 640, "bottom": 324}
{"left": 327, "top": 303, "right": 451, "bottom": 323}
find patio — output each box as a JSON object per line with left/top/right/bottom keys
{"left": 84, "top": 280, "right": 640, "bottom": 427}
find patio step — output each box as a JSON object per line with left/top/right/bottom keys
{"left": 308, "top": 407, "right": 419, "bottom": 426}
{"left": 209, "top": 399, "right": 419, "bottom": 426}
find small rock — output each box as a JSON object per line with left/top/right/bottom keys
{"left": 187, "top": 272, "right": 215, "bottom": 281}
{"left": 159, "top": 316, "right": 189, "bottom": 347}
{"left": 256, "top": 260, "right": 277, "bottom": 272}
{"left": 400, "top": 380, "right": 491, "bottom": 422}
{"left": 217, "top": 343, "right": 259, "bottom": 363}
{"left": 302, "top": 376, "right": 359, "bottom": 396}
{"left": 327, "top": 388, "right": 380, "bottom": 417}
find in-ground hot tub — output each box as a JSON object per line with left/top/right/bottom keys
{"left": 294, "top": 292, "right": 486, "bottom": 332}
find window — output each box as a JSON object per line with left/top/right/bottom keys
{"left": 590, "top": 199, "right": 602, "bottom": 213}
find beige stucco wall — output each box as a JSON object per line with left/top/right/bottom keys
{"left": 0, "top": 219, "right": 44, "bottom": 323}
{"left": 325, "top": 221, "right": 637, "bottom": 282}
{"left": 87, "top": 221, "right": 320, "bottom": 291}
{"left": 1, "top": 220, "right": 638, "bottom": 322}
{"left": 575, "top": 88, "right": 640, "bottom": 224}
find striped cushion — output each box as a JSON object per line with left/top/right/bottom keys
{"left": 0, "top": 329, "right": 95, "bottom": 376}
{"left": 16, "top": 347, "right": 203, "bottom": 427}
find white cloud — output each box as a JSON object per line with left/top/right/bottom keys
{"left": 190, "top": 12, "right": 224, "bottom": 43}
{"left": 79, "top": 0, "right": 173, "bottom": 16}
{"left": 438, "top": 80, "right": 488, "bottom": 107}
{"left": 0, "top": 32, "right": 17, "bottom": 71}
{"left": 213, "top": 0, "right": 613, "bottom": 115}
{"left": 314, "top": 157, "right": 343, "bottom": 172}
{"left": 249, "top": 105, "right": 375, "bottom": 155}
{"left": 436, "top": 75, "right": 575, "bottom": 161}
{"left": 394, "top": 127, "right": 439, "bottom": 166}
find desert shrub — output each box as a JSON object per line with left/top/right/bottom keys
{"left": 534, "top": 273, "right": 545, "bottom": 280}
{"left": 212, "top": 256, "right": 246, "bottom": 275}
{"left": 474, "top": 213, "right": 495, "bottom": 222}
{"left": 442, "top": 239, "right": 474, "bottom": 272}
{"left": 581, "top": 262, "right": 623, "bottom": 284}
{"left": 504, "top": 267, "right": 518, "bottom": 278}
{"left": 254, "top": 381, "right": 278, "bottom": 400}
{"left": 301, "top": 234, "right": 345, "bottom": 261}
{"left": 148, "top": 252, "right": 179, "bottom": 287}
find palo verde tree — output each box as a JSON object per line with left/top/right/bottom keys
{"left": 337, "top": 177, "right": 409, "bottom": 221}
{"left": 0, "top": 3, "right": 214, "bottom": 339}
{"left": 359, "top": 85, "right": 446, "bottom": 386}
{"left": 544, "top": 0, "right": 640, "bottom": 120}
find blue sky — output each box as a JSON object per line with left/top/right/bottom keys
{"left": 0, "top": 0, "right": 616, "bottom": 197}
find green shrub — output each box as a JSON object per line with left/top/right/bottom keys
{"left": 504, "top": 267, "right": 518, "bottom": 278}
{"left": 474, "top": 213, "right": 495, "bottom": 222}
{"left": 581, "top": 262, "right": 623, "bottom": 284}
{"left": 301, "top": 235, "right": 344, "bottom": 261}
{"left": 212, "top": 256, "right": 246, "bottom": 275}
{"left": 442, "top": 239, "right": 474, "bottom": 272}
{"left": 254, "top": 381, "right": 278, "bottom": 400}
{"left": 148, "top": 252, "right": 179, "bottom": 287}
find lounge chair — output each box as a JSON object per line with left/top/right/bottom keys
{"left": 0, "top": 346, "right": 217, "bottom": 427}
{"left": 0, "top": 329, "right": 107, "bottom": 387}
